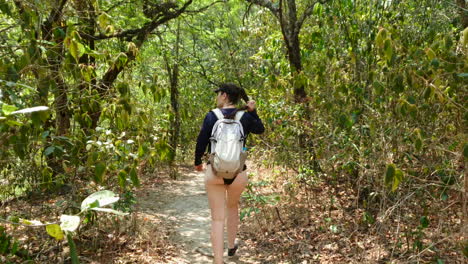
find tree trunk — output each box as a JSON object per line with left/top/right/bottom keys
{"left": 286, "top": 34, "right": 307, "bottom": 102}
{"left": 166, "top": 21, "right": 182, "bottom": 179}
{"left": 457, "top": 0, "right": 468, "bottom": 29}
{"left": 169, "top": 64, "right": 180, "bottom": 174}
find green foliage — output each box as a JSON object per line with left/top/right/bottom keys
{"left": 0, "top": 226, "right": 23, "bottom": 259}
{"left": 241, "top": 177, "right": 280, "bottom": 220}
{"left": 1, "top": 190, "right": 126, "bottom": 263}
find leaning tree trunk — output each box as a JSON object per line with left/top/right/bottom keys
{"left": 457, "top": 0, "right": 468, "bottom": 29}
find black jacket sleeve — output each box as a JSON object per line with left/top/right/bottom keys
{"left": 194, "top": 112, "right": 216, "bottom": 166}
{"left": 246, "top": 109, "right": 265, "bottom": 134}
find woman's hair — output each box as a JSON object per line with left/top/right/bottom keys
{"left": 217, "top": 83, "right": 249, "bottom": 104}
{"left": 216, "top": 83, "right": 249, "bottom": 119}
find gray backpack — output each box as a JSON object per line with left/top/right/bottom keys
{"left": 209, "top": 108, "right": 247, "bottom": 179}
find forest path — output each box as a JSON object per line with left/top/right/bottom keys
{"left": 137, "top": 166, "right": 258, "bottom": 264}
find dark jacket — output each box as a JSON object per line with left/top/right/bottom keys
{"left": 194, "top": 108, "right": 265, "bottom": 166}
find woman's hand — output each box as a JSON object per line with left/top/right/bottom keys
{"left": 246, "top": 100, "right": 256, "bottom": 112}
{"left": 195, "top": 164, "right": 204, "bottom": 171}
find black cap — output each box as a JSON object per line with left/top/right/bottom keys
{"left": 214, "top": 83, "right": 249, "bottom": 103}
{"left": 214, "top": 83, "right": 237, "bottom": 95}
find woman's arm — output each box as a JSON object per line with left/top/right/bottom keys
{"left": 247, "top": 109, "right": 265, "bottom": 134}
{"left": 194, "top": 112, "right": 216, "bottom": 166}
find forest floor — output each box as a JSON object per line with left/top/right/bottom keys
{"left": 1, "top": 163, "right": 464, "bottom": 263}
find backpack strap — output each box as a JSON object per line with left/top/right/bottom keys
{"left": 234, "top": 111, "right": 245, "bottom": 121}
{"left": 211, "top": 108, "right": 224, "bottom": 120}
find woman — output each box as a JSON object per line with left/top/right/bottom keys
{"left": 194, "top": 83, "right": 265, "bottom": 263}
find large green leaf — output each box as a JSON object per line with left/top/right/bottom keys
{"left": 81, "top": 190, "right": 119, "bottom": 211}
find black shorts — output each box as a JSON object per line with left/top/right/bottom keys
{"left": 207, "top": 162, "right": 247, "bottom": 185}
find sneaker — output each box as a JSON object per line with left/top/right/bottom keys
{"left": 227, "top": 244, "right": 238, "bottom": 256}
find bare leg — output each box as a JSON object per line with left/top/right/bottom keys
{"left": 205, "top": 165, "right": 226, "bottom": 264}
{"left": 226, "top": 171, "right": 248, "bottom": 249}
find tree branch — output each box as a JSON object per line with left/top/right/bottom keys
{"left": 82, "top": 0, "right": 193, "bottom": 42}
{"left": 185, "top": 0, "right": 225, "bottom": 14}
{"left": 297, "top": 0, "right": 329, "bottom": 32}
{"left": 42, "top": 0, "right": 68, "bottom": 40}
{"left": 245, "top": 0, "right": 279, "bottom": 18}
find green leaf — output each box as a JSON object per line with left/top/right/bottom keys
{"left": 415, "top": 138, "right": 422, "bottom": 152}
{"left": 91, "top": 207, "right": 129, "bottom": 216}
{"left": 42, "top": 167, "right": 53, "bottom": 184}
{"left": 94, "top": 162, "right": 106, "bottom": 183}
{"left": 425, "top": 48, "right": 436, "bottom": 61}
{"left": 69, "top": 39, "right": 85, "bottom": 63}
{"left": 129, "top": 167, "right": 140, "bottom": 187}
{"left": 393, "top": 74, "right": 404, "bottom": 93}
{"left": 385, "top": 164, "right": 396, "bottom": 188}
{"left": 0, "top": 0, "right": 12, "bottom": 16}
{"left": 373, "top": 81, "right": 384, "bottom": 95}
{"left": 46, "top": 224, "right": 64, "bottom": 240}
{"left": 81, "top": 190, "right": 119, "bottom": 211}
{"left": 115, "top": 52, "right": 128, "bottom": 69}
{"left": 423, "top": 86, "right": 434, "bottom": 100}
{"left": 375, "top": 28, "right": 387, "bottom": 48}
{"left": 420, "top": 216, "right": 429, "bottom": 228}
{"left": 97, "top": 12, "right": 111, "bottom": 30}
{"left": 1, "top": 104, "right": 17, "bottom": 115}
{"left": 60, "top": 215, "right": 80, "bottom": 233}
{"left": 458, "top": 73, "right": 468, "bottom": 78}
{"left": 138, "top": 144, "right": 145, "bottom": 157}
{"left": 118, "top": 170, "right": 127, "bottom": 189}
{"left": 392, "top": 169, "right": 404, "bottom": 192}
{"left": 5, "top": 120, "right": 22, "bottom": 126}
{"left": 117, "top": 82, "right": 129, "bottom": 96}
{"left": 384, "top": 39, "right": 393, "bottom": 63}
{"left": 44, "top": 146, "right": 55, "bottom": 156}
{"left": 313, "top": 3, "right": 323, "bottom": 16}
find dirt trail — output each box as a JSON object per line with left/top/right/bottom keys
{"left": 137, "top": 168, "right": 258, "bottom": 264}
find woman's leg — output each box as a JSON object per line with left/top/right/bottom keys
{"left": 205, "top": 165, "right": 226, "bottom": 263}
{"left": 226, "top": 171, "right": 248, "bottom": 249}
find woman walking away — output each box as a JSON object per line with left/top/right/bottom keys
{"left": 194, "top": 83, "right": 265, "bottom": 263}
